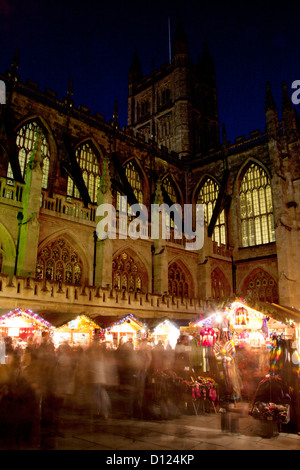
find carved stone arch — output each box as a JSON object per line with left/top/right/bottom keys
{"left": 211, "top": 266, "right": 231, "bottom": 301}
{"left": 36, "top": 230, "right": 89, "bottom": 285}
{"left": 13, "top": 115, "right": 57, "bottom": 191}
{"left": 168, "top": 258, "right": 194, "bottom": 298}
{"left": 192, "top": 173, "right": 221, "bottom": 205}
{"left": 68, "top": 139, "right": 103, "bottom": 204}
{"left": 235, "top": 160, "right": 275, "bottom": 247}
{"left": 112, "top": 246, "right": 149, "bottom": 293}
{"left": 15, "top": 114, "right": 58, "bottom": 162}
{"left": 123, "top": 156, "right": 149, "bottom": 189}
{"left": 122, "top": 157, "right": 148, "bottom": 207}
{"left": 240, "top": 266, "right": 278, "bottom": 303}
{"left": 193, "top": 174, "right": 226, "bottom": 245}
{"left": 234, "top": 157, "right": 272, "bottom": 191}
{"left": 73, "top": 137, "right": 104, "bottom": 170}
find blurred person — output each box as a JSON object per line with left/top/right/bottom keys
{"left": 214, "top": 335, "right": 242, "bottom": 402}
{"left": 174, "top": 335, "right": 191, "bottom": 379}
{"left": 189, "top": 334, "right": 203, "bottom": 379}
{"left": 151, "top": 340, "right": 165, "bottom": 372}
{"left": 86, "top": 342, "right": 111, "bottom": 419}
{"left": 33, "top": 338, "right": 60, "bottom": 449}
{"left": 52, "top": 342, "right": 76, "bottom": 408}
{"left": 0, "top": 338, "right": 41, "bottom": 449}
{"left": 134, "top": 339, "right": 152, "bottom": 418}
{"left": 116, "top": 338, "right": 139, "bottom": 417}
{"left": 72, "top": 346, "right": 90, "bottom": 412}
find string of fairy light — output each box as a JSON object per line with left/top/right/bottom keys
{"left": 0, "top": 308, "right": 52, "bottom": 329}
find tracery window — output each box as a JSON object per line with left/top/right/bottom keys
{"left": 242, "top": 268, "right": 278, "bottom": 303}
{"left": 67, "top": 143, "right": 101, "bottom": 203}
{"left": 168, "top": 262, "right": 189, "bottom": 297}
{"left": 7, "top": 121, "right": 50, "bottom": 189}
{"left": 211, "top": 267, "right": 231, "bottom": 301}
{"left": 240, "top": 164, "right": 275, "bottom": 247}
{"left": 116, "top": 160, "right": 143, "bottom": 215}
{"left": 125, "top": 160, "right": 143, "bottom": 213}
{"left": 197, "top": 178, "right": 226, "bottom": 245}
{"left": 35, "top": 238, "right": 83, "bottom": 285}
{"left": 112, "top": 251, "right": 145, "bottom": 293}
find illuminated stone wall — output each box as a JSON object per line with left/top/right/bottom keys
{"left": 0, "top": 52, "right": 299, "bottom": 317}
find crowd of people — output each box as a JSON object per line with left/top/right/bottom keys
{"left": 0, "top": 333, "right": 196, "bottom": 448}
{"left": 0, "top": 330, "right": 268, "bottom": 448}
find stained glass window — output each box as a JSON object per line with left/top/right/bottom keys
{"left": 7, "top": 121, "right": 50, "bottom": 189}
{"left": 163, "top": 176, "right": 177, "bottom": 204}
{"left": 116, "top": 161, "right": 144, "bottom": 217}
{"left": 211, "top": 268, "right": 231, "bottom": 301}
{"left": 112, "top": 251, "right": 145, "bottom": 292}
{"left": 126, "top": 161, "right": 143, "bottom": 206}
{"left": 240, "top": 164, "right": 275, "bottom": 247}
{"left": 197, "top": 178, "right": 226, "bottom": 245}
{"left": 45, "top": 260, "right": 54, "bottom": 281}
{"left": 35, "top": 238, "right": 83, "bottom": 285}
{"left": 168, "top": 262, "right": 189, "bottom": 297}
{"left": 67, "top": 143, "right": 101, "bottom": 203}
{"left": 242, "top": 268, "right": 278, "bottom": 303}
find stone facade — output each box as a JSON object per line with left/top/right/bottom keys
{"left": 0, "top": 24, "right": 299, "bottom": 325}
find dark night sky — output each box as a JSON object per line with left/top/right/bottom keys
{"left": 0, "top": 0, "right": 300, "bottom": 143}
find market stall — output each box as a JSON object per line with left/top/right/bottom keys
{"left": 185, "top": 300, "right": 300, "bottom": 403}
{"left": 99, "top": 314, "right": 147, "bottom": 349}
{"left": 0, "top": 308, "right": 51, "bottom": 348}
{"left": 147, "top": 319, "right": 181, "bottom": 349}
{"left": 53, "top": 314, "right": 101, "bottom": 348}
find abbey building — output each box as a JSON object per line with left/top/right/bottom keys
{"left": 0, "top": 23, "right": 299, "bottom": 328}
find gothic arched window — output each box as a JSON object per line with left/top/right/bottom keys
{"left": 67, "top": 143, "right": 101, "bottom": 203}
{"left": 242, "top": 268, "right": 278, "bottom": 303}
{"left": 197, "top": 178, "right": 226, "bottom": 245}
{"left": 126, "top": 161, "right": 143, "bottom": 206}
{"left": 116, "top": 160, "right": 144, "bottom": 214}
{"left": 162, "top": 176, "right": 177, "bottom": 204}
{"left": 8, "top": 121, "right": 50, "bottom": 189}
{"left": 240, "top": 164, "right": 275, "bottom": 247}
{"left": 211, "top": 267, "right": 231, "bottom": 301}
{"left": 112, "top": 251, "right": 147, "bottom": 293}
{"left": 168, "top": 262, "right": 190, "bottom": 297}
{"left": 35, "top": 238, "right": 83, "bottom": 285}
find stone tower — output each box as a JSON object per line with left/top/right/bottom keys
{"left": 127, "top": 22, "right": 220, "bottom": 158}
